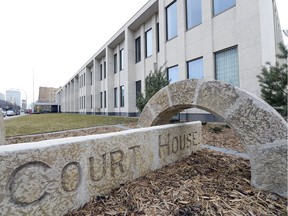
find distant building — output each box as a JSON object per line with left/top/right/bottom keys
{"left": 38, "top": 87, "right": 59, "bottom": 103}
{"left": 22, "top": 100, "right": 27, "bottom": 110}
{"left": 6, "top": 89, "right": 21, "bottom": 107}
{"left": 0, "top": 93, "right": 5, "bottom": 101}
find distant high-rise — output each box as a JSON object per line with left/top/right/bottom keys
{"left": 6, "top": 89, "right": 21, "bottom": 107}
{"left": 0, "top": 93, "right": 5, "bottom": 101}
{"left": 38, "top": 87, "right": 59, "bottom": 103}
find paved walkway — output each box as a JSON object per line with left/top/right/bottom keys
{"left": 201, "top": 144, "right": 249, "bottom": 159}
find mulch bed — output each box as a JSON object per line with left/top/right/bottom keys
{"left": 66, "top": 150, "right": 287, "bottom": 215}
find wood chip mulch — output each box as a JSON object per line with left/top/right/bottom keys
{"left": 66, "top": 149, "right": 287, "bottom": 216}
{"left": 202, "top": 123, "right": 245, "bottom": 153}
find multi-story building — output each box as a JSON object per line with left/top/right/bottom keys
{"left": 38, "top": 87, "right": 59, "bottom": 103}
{"left": 6, "top": 89, "right": 21, "bottom": 107}
{"left": 57, "top": 0, "right": 284, "bottom": 120}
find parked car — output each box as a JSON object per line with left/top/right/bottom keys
{"left": 6, "top": 110, "right": 15, "bottom": 116}
{"left": 0, "top": 108, "right": 6, "bottom": 117}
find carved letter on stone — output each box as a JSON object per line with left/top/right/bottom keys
{"left": 89, "top": 154, "right": 107, "bottom": 182}
{"left": 110, "top": 150, "right": 124, "bottom": 177}
{"left": 158, "top": 134, "right": 170, "bottom": 158}
{"left": 8, "top": 161, "right": 51, "bottom": 206}
{"left": 128, "top": 145, "right": 141, "bottom": 172}
{"left": 172, "top": 136, "right": 179, "bottom": 153}
{"left": 61, "top": 162, "right": 81, "bottom": 192}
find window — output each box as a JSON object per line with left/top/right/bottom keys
{"left": 120, "top": 85, "right": 124, "bottom": 107}
{"left": 83, "top": 73, "right": 86, "bottom": 86}
{"left": 120, "top": 49, "right": 124, "bottom": 71}
{"left": 186, "top": 0, "right": 202, "bottom": 29}
{"left": 166, "top": 1, "right": 177, "bottom": 40}
{"left": 100, "top": 64, "right": 103, "bottom": 80}
{"left": 215, "top": 47, "right": 239, "bottom": 86}
{"left": 90, "top": 71, "right": 93, "bottom": 85}
{"left": 167, "top": 65, "right": 179, "bottom": 83}
{"left": 114, "top": 87, "right": 118, "bottom": 107}
{"left": 114, "top": 54, "right": 118, "bottom": 73}
{"left": 145, "top": 29, "right": 152, "bottom": 57}
{"left": 104, "top": 91, "right": 106, "bottom": 108}
{"left": 136, "top": 80, "right": 142, "bottom": 99}
{"left": 83, "top": 96, "right": 85, "bottom": 109}
{"left": 213, "top": 0, "right": 236, "bottom": 16}
{"left": 187, "top": 57, "right": 203, "bottom": 79}
{"left": 100, "top": 92, "right": 103, "bottom": 108}
{"left": 156, "top": 23, "right": 160, "bottom": 52}
{"left": 135, "top": 37, "right": 141, "bottom": 63}
{"left": 80, "top": 96, "right": 82, "bottom": 109}
{"left": 91, "top": 95, "right": 93, "bottom": 109}
{"left": 104, "top": 62, "right": 106, "bottom": 79}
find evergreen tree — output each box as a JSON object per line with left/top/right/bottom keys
{"left": 257, "top": 43, "right": 288, "bottom": 117}
{"left": 136, "top": 64, "right": 169, "bottom": 112}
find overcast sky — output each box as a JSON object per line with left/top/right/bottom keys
{"left": 0, "top": 0, "right": 287, "bottom": 106}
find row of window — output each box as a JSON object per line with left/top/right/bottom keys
{"left": 135, "top": 25, "right": 160, "bottom": 64}
{"left": 79, "top": 73, "right": 86, "bottom": 88}
{"left": 100, "top": 85, "right": 125, "bottom": 109}
{"left": 79, "top": 46, "right": 238, "bottom": 110}
{"left": 167, "top": 46, "right": 239, "bottom": 87}
{"left": 99, "top": 49, "right": 124, "bottom": 81}
{"left": 166, "top": 0, "right": 236, "bottom": 40}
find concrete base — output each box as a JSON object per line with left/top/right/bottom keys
{"left": 247, "top": 142, "right": 288, "bottom": 197}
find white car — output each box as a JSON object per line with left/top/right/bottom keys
{"left": 6, "top": 110, "right": 15, "bottom": 116}
{"left": 0, "top": 108, "right": 6, "bottom": 117}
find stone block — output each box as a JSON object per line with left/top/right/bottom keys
{"left": 0, "top": 122, "right": 202, "bottom": 215}
{"left": 227, "top": 98, "right": 288, "bottom": 146}
{"left": 196, "top": 81, "right": 239, "bottom": 117}
{"left": 0, "top": 114, "right": 5, "bottom": 145}
{"left": 168, "top": 79, "right": 198, "bottom": 106}
{"left": 247, "top": 141, "right": 288, "bottom": 197}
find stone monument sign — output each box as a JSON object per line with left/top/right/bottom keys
{"left": 0, "top": 122, "right": 201, "bottom": 215}
{"left": 139, "top": 79, "right": 288, "bottom": 197}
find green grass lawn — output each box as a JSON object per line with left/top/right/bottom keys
{"left": 4, "top": 113, "right": 138, "bottom": 137}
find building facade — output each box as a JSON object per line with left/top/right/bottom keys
{"left": 6, "top": 89, "right": 21, "bottom": 107}
{"left": 38, "top": 87, "right": 59, "bottom": 103}
{"left": 57, "top": 0, "right": 283, "bottom": 119}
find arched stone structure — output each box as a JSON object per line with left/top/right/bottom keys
{"left": 138, "top": 79, "right": 287, "bottom": 197}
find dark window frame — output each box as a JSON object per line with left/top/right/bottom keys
{"left": 120, "top": 85, "right": 124, "bottom": 107}
{"left": 104, "top": 62, "right": 106, "bottom": 79}
{"left": 186, "top": 56, "right": 204, "bottom": 79}
{"left": 100, "top": 64, "right": 103, "bottom": 80}
{"left": 145, "top": 28, "right": 153, "bottom": 58}
{"left": 135, "top": 80, "right": 142, "bottom": 100}
{"left": 120, "top": 49, "right": 124, "bottom": 71}
{"left": 166, "top": 0, "right": 178, "bottom": 41}
{"left": 114, "top": 53, "right": 118, "bottom": 74}
{"left": 212, "top": 0, "right": 236, "bottom": 16}
{"left": 135, "top": 36, "right": 141, "bottom": 63}
{"left": 167, "top": 65, "right": 179, "bottom": 84}
{"left": 185, "top": 0, "right": 202, "bottom": 30}
{"left": 114, "top": 87, "right": 118, "bottom": 108}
